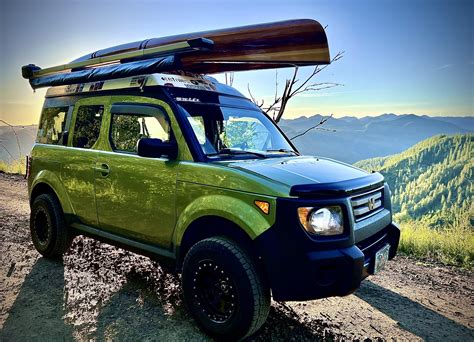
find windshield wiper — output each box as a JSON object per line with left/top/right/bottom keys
{"left": 208, "top": 148, "right": 267, "bottom": 158}
{"left": 266, "top": 148, "right": 299, "bottom": 155}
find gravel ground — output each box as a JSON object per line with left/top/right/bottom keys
{"left": 0, "top": 173, "right": 473, "bottom": 341}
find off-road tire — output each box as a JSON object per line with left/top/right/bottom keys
{"left": 30, "top": 193, "right": 73, "bottom": 258}
{"left": 182, "top": 237, "right": 270, "bottom": 340}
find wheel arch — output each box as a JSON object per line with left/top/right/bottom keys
{"left": 30, "top": 170, "right": 74, "bottom": 215}
{"left": 177, "top": 215, "right": 259, "bottom": 270}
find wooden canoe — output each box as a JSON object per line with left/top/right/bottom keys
{"left": 72, "top": 19, "right": 330, "bottom": 74}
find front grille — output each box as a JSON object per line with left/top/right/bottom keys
{"left": 356, "top": 226, "right": 388, "bottom": 255}
{"left": 351, "top": 187, "right": 384, "bottom": 221}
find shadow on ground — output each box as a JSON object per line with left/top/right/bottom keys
{"left": 355, "top": 281, "right": 474, "bottom": 341}
{"left": 1, "top": 258, "right": 73, "bottom": 340}
{"left": 0, "top": 254, "right": 339, "bottom": 341}
{"left": 2, "top": 254, "right": 472, "bottom": 341}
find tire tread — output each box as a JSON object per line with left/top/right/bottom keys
{"left": 183, "top": 236, "right": 270, "bottom": 340}
{"left": 30, "top": 193, "right": 73, "bottom": 257}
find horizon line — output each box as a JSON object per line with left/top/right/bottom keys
{"left": 1, "top": 112, "right": 473, "bottom": 127}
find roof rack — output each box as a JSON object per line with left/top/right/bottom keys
{"left": 22, "top": 19, "right": 330, "bottom": 90}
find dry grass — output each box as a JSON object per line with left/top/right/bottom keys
{"left": 0, "top": 158, "right": 26, "bottom": 175}
{"left": 398, "top": 212, "right": 474, "bottom": 268}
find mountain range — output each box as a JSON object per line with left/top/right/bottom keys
{"left": 0, "top": 114, "right": 473, "bottom": 164}
{"left": 280, "top": 114, "right": 473, "bottom": 163}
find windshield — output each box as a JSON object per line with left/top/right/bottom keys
{"left": 179, "top": 102, "right": 296, "bottom": 158}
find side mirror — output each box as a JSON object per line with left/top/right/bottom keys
{"left": 137, "top": 138, "right": 178, "bottom": 159}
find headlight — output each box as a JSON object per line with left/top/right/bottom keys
{"left": 298, "top": 206, "right": 344, "bottom": 236}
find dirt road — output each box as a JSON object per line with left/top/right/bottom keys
{"left": 0, "top": 173, "right": 473, "bottom": 341}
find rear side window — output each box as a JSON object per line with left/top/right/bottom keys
{"left": 37, "top": 107, "right": 69, "bottom": 144}
{"left": 73, "top": 105, "right": 104, "bottom": 149}
{"left": 110, "top": 110, "right": 170, "bottom": 153}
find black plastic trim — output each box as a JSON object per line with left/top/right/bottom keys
{"left": 71, "top": 223, "right": 176, "bottom": 266}
{"left": 110, "top": 103, "right": 165, "bottom": 116}
{"left": 160, "top": 88, "right": 207, "bottom": 162}
{"left": 290, "top": 172, "right": 385, "bottom": 197}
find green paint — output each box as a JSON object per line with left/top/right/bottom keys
{"left": 29, "top": 94, "right": 283, "bottom": 256}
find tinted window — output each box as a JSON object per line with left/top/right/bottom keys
{"left": 73, "top": 105, "right": 104, "bottom": 149}
{"left": 37, "top": 107, "right": 69, "bottom": 144}
{"left": 180, "top": 104, "right": 295, "bottom": 156}
{"left": 110, "top": 110, "right": 170, "bottom": 153}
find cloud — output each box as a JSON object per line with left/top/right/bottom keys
{"left": 436, "top": 64, "right": 455, "bottom": 70}
{"left": 296, "top": 89, "right": 362, "bottom": 98}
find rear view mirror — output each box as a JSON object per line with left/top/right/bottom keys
{"left": 137, "top": 138, "right": 177, "bottom": 159}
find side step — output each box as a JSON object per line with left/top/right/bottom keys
{"left": 71, "top": 222, "right": 176, "bottom": 261}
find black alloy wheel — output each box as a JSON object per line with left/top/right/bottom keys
{"left": 30, "top": 193, "right": 73, "bottom": 257}
{"left": 193, "top": 259, "right": 238, "bottom": 323}
{"left": 182, "top": 236, "right": 270, "bottom": 340}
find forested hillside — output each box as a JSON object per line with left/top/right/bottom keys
{"left": 355, "top": 134, "right": 473, "bottom": 267}
{"left": 355, "top": 134, "right": 473, "bottom": 223}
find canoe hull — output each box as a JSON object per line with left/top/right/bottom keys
{"left": 73, "top": 19, "right": 330, "bottom": 74}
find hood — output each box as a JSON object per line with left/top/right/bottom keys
{"left": 220, "top": 156, "right": 371, "bottom": 189}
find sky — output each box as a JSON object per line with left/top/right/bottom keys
{"left": 0, "top": 0, "right": 473, "bottom": 125}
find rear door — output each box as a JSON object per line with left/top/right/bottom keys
{"left": 62, "top": 97, "right": 109, "bottom": 226}
{"left": 94, "top": 98, "right": 178, "bottom": 248}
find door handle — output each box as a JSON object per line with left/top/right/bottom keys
{"left": 93, "top": 163, "right": 110, "bottom": 176}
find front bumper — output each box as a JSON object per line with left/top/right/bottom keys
{"left": 254, "top": 196, "right": 400, "bottom": 301}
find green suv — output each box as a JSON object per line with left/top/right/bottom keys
{"left": 26, "top": 72, "right": 400, "bottom": 339}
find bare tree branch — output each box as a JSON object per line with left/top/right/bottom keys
{"left": 224, "top": 72, "right": 234, "bottom": 86}
{"left": 274, "top": 67, "right": 299, "bottom": 122}
{"left": 247, "top": 50, "right": 345, "bottom": 123}
{"left": 288, "top": 51, "right": 344, "bottom": 99}
{"left": 247, "top": 83, "right": 264, "bottom": 108}
{"left": 262, "top": 98, "right": 281, "bottom": 117}
{"left": 274, "top": 69, "right": 278, "bottom": 103}
{"left": 291, "top": 82, "right": 342, "bottom": 96}
{"left": 245, "top": 50, "right": 344, "bottom": 133}
{"left": 290, "top": 114, "right": 335, "bottom": 141}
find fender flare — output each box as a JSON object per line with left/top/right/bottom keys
{"left": 30, "top": 170, "right": 74, "bottom": 215}
{"left": 173, "top": 194, "right": 275, "bottom": 248}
